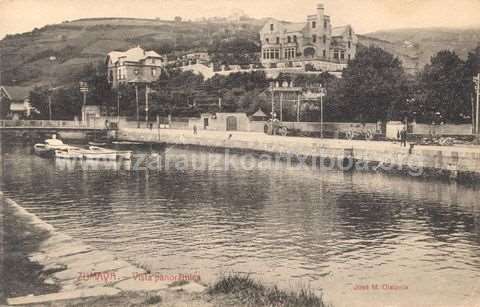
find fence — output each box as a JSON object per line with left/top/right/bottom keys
{"left": 0, "top": 120, "right": 99, "bottom": 128}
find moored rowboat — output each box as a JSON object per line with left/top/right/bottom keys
{"left": 88, "top": 146, "right": 133, "bottom": 160}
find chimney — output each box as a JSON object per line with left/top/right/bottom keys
{"left": 317, "top": 3, "right": 324, "bottom": 17}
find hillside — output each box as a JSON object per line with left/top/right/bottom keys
{"left": 362, "top": 27, "right": 480, "bottom": 72}
{"left": 1, "top": 18, "right": 479, "bottom": 87}
{"left": 0, "top": 17, "right": 263, "bottom": 87}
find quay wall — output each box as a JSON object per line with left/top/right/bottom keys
{"left": 117, "top": 128, "right": 480, "bottom": 181}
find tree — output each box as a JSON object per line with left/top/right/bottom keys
{"left": 417, "top": 50, "right": 469, "bottom": 123}
{"left": 340, "top": 46, "right": 409, "bottom": 122}
{"left": 464, "top": 45, "right": 480, "bottom": 129}
{"left": 0, "top": 99, "right": 10, "bottom": 119}
{"left": 29, "top": 87, "right": 49, "bottom": 119}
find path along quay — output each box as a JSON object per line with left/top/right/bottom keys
{"left": 117, "top": 128, "right": 480, "bottom": 182}
{"left": 0, "top": 192, "right": 210, "bottom": 306}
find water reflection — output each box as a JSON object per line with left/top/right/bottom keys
{"left": 55, "top": 158, "right": 132, "bottom": 172}
{"left": 1, "top": 143, "right": 479, "bottom": 307}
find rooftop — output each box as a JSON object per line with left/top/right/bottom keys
{"left": 107, "top": 46, "right": 163, "bottom": 64}
{"left": 0, "top": 85, "right": 33, "bottom": 101}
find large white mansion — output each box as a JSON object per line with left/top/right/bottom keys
{"left": 259, "top": 4, "right": 358, "bottom": 68}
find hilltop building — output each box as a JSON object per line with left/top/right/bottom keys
{"left": 259, "top": 4, "right": 357, "bottom": 69}
{"left": 106, "top": 46, "right": 166, "bottom": 88}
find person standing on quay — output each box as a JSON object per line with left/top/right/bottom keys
{"left": 401, "top": 128, "right": 407, "bottom": 147}
{"left": 193, "top": 125, "right": 198, "bottom": 135}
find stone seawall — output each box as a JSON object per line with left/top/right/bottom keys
{"left": 0, "top": 192, "right": 206, "bottom": 305}
{"left": 118, "top": 128, "right": 480, "bottom": 182}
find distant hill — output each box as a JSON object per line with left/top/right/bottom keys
{"left": 360, "top": 27, "right": 480, "bottom": 73}
{"left": 0, "top": 17, "right": 263, "bottom": 87}
{"left": 1, "top": 18, "right": 479, "bottom": 87}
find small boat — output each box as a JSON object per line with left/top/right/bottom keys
{"left": 83, "top": 146, "right": 118, "bottom": 160}
{"left": 87, "top": 146, "right": 132, "bottom": 160}
{"left": 112, "top": 141, "right": 143, "bottom": 145}
{"left": 55, "top": 148, "right": 85, "bottom": 160}
{"left": 88, "top": 141, "right": 108, "bottom": 146}
{"left": 34, "top": 137, "right": 73, "bottom": 157}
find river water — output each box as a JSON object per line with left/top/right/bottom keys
{"left": 1, "top": 141, "right": 479, "bottom": 307}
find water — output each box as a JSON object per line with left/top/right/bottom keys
{"left": 1, "top": 142, "right": 480, "bottom": 307}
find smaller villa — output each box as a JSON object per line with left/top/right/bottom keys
{"left": 106, "top": 46, "right": 166, "bottom": 88}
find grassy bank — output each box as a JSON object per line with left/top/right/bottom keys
{"left": 1, "top": 202, "right": 61, "bottom": 303}
{"left": 208, "top": 274, "right": 329, "bottom": 307}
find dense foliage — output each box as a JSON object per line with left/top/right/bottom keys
{"left": 20, "top": 44, "right": 480, "bottom": 124}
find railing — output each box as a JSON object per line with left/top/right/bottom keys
{"left": 0, "top": 120, "right": 103, "bottom": 129}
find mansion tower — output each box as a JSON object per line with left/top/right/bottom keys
{"left": 259, "top": 4, "right": 357, "bottom": 67}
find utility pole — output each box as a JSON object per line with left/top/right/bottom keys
{"left": 48, "top": 93, "right": 52, "bottom": 121}
{"left": 320, "top": 93, "right": 324, "bottom": 138}
{"left": 296, "top": 93, "right": 300, "bottom": 122}
{"left": 280, "top": 92, "right": 283, "bottom": 121}
{"left": 48, "top": 56, "right": 56, "bottom": 120}
{"left": 319, "top": 87, "right": 327, "bottom": 138}
{"left": 135, "top": 84, "right": 139, "bottom": 128}
{"left": 145, "top": 84, "right": 149, "bottom": 123}
{"left": 270, "top": 82, "right": 274, "bottom": 121}
{"left": 117, "top": 89, "right": 121, "bottom": 122}
{"left": 474, "top": 73, "right": 480, "bottom": 136}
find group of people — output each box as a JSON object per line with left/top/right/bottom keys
{"left": 397, "top": 128, "right": 408, "bottom": 147}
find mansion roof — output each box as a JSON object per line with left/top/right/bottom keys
{"left": 281, "top": 21, "right": 306, "bottom": 33}
{"left": 332, "top": 25, "right": 350, "bottom": 37}
{"left": 107, "top": 46, "right": 163, "bottom": 65}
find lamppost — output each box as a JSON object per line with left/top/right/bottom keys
{"left": 128, "top": 77, "right": 148, "bottom": 128}
{"left": 116, "top": 88, "right": 121, "bottom": 123}
{"left": 319, "top": 87, "right": 326, "bottom": 138}
{"left": 473, "top": 73, "right": 480, "bottom": 138}
{"left": 48, "top": 56, "right": 57, "bottom": 120}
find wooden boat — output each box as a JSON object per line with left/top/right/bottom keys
{"left": 54, "top": 148, "right": 85, "bottom": 160}
{"left": 83, "top": 146, "right": 118, "bottom": 160}
{"left": 111, "top": 141, "right": 143, "bottom": 145}
{"left": 87, "top": 146, "right": 132, "bottom": 160}
{"left": 34, "top": 137, "right": 73, "bottom": 157}
{"left": 88, "top": 141, "right": 108, "bottom": 146}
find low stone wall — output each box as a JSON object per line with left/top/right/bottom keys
{"left": 282, "top": 122, "right": 379, "bottom": 133}
{"left": 412, "top": 123, "right": 473, "bottom": 135}
{"left": 117, "top": 129, "right": 480, "bottom": 181}
{"left": 1, "top": 192, "right": 206, "bottom": 305}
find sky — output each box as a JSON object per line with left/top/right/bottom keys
{"left": 1, "top": 0, "right": 480, "bottom": 39}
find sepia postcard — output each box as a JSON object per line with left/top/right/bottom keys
{"left": 1, "top": 0, "right": 480, "bottom": 306}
